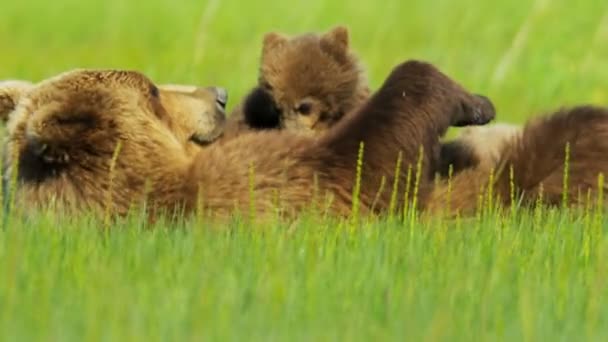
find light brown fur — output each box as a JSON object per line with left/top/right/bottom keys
{"left": 455, "top": 123, "right": 521, "bottom": 169}
{"left": 3, "top": 70, "right": 227, "bottom": 216}
{"left": 437, "top": 123, "right": 521, "bottom": 178}
{"left": 155, "top": 83, "right": 227, "bottom": 155}
{"left": 0, "top": 80, "right": 34, "bottom": 122}
{"left": 1, "top": 80, "right": 225, "bottom": 156}
{"left": 2, "top": 61, "right": 495, "bottom": 220}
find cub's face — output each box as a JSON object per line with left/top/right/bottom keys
{"left": 4, "top": 70, "right": 227, "bottom": 180}
{"left": 254, "top": 26, "right": 364, "bottom": 135}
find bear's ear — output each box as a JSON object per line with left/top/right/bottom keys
{"left": 0, "top": 80, "right": 33, "bottom": 123}
{"left": 320, "top": 26, "right": 350, "bottom": 63}
{"left": 262, "top": 32, "right": 288, "bottom": 57}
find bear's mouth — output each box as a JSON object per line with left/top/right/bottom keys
{"left": 188, "top": 111, "right": 227, "bottom": 147}
{"left": 190, "top": 135, "right": 213, "bottom": 147}
{"left": 189, "top": 128, "right": 223, "bottom": 147}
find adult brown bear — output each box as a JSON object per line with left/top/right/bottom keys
{"left": 216, "top": 24, "right": 608, "bottom": 217}
{"left": 1, "top": 61, "right": 494, "bottom": 219}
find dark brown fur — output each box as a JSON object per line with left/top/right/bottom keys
{"left": 437, "top": 140, "right": 480, "bottom": 178}
{"left": 428, "top": 106, "right": 608, "bottom": 216}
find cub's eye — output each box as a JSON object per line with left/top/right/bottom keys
{"left": 259, "top": 80, "right": 273, "bottom": 91}
{"left": 295, "top": 103, "right": 312, "bottom": 116}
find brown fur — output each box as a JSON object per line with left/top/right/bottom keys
{"left": 221, "top": 26, "right": 370, "bottom": 141}
{"left": 428, "top": 107, "right": 608, "bottom": 216}
{"left": 0, "top": 80, "right": 226, "bottom": 155}
{"left": 155, "top": 83, "right": 227, "bottom": 155}
{"left": 3, "top": 61, "right": 495, "bottom": 219}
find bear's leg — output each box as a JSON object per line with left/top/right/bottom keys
{"left": 316, "top": 60, "right": 496, "bottom": 213}
{"left": 450, "top": 94, "right": 495, "bottom": 127}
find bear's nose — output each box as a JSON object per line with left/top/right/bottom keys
{"left": 214, "top": 87, "right": 228, "bottom": 109}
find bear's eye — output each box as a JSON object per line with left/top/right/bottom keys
{"left": 259, "top": 80, "right": 273, "bottom": 92}
{"left": 149, "top": 84, "right": 159, "bottom": 98}
{"left": 55, "top": 112, "right": 97, "bottom": 128}
{"left": 295, "top": 103, "right": 312, "bottom": 116}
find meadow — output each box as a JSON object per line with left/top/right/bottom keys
{"left": 1, "top": 0, "right": 608, "bottom": 340}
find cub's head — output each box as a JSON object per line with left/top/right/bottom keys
{"left": 439, "top": 123, "right": 521, "bottom": 177}
{"left": 247, "top": 25, "right": 369, "bottom": 134}
{"left": 4, "top": 69, "right": 226, "bottom": 212}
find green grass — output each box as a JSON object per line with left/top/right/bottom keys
{"left": 1, "top": 0, "right": 608, "bottom": 340}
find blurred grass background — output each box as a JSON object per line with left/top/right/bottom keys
{"left": 1, "top": 0, "right": 608, "bottom": 341}
{"left": 2, "top": 0, "right": 607, "bottom": 123}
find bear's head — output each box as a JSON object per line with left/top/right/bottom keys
{"left": 251, "top": 26, "right": 369, "bottom": 134}
{"left": 156, "top": 83, "right": 227, "bottom": 153}
{"left": 2, "top": 69, "right": 227, "bottom": 215}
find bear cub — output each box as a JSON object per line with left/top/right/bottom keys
{"left": 222, "top": 26, "right": 370, "bottom": 139}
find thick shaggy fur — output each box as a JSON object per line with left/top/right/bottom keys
{"left": 2, "top": 71, "right": 227, "bottom": 215}
{"left": 2, "top": 61, "right": 495, "bottom": 219}
{"left": 221, "top": 26, "right": 370, "bottom": 140}
{"left": 428, "top": 108, "right": 608, "bottom": 216}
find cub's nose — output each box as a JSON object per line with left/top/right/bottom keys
{"left": 213, "top": 87, "right": 228, "bottom": 109}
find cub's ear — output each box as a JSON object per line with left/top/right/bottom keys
{"left": 0, "top": 80, "right": 33, "bottom": 123}
{"left": 320, "top": 26, "right": 350, "bottom": 63}
{"left": 321, "top": 25, "right": 350, "bottom": 50}
{"left": 262, "top": 32, "right": 288, "bottom": 58}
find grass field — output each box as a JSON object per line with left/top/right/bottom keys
{"left": 1, "top": 0, "right": 608, "bottom": 340}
